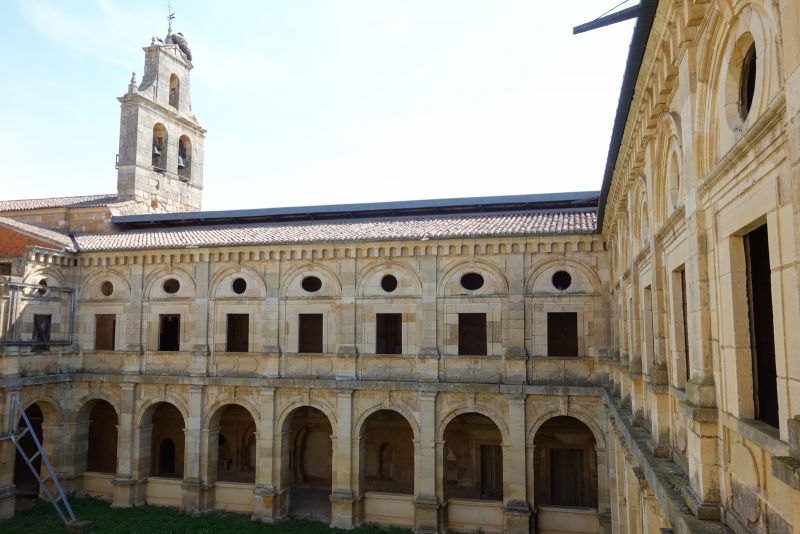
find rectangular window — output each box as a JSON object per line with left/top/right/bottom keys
{"left": 226, "top": 314, "right": 249, "bottom": 352}
{"left": 458, "top": 313, "right": 487, "bottom": 356}
{"left": 0, "top": 263, "right": 11, "bottom": 275}
{"left": 158, "top": 314, "right": 181, "bottom": 351}
{"left": 643, "top": 286, "right": 655, "bottom": 365}
{"left": 376, "top": 313, "right": 402, "bottom": 354}
{"left": 298, "top": 313, "right": 323, "bottom": 353}
{"left": 547, "top": 312, "right": 578, "bottom": 356}
{"left": 745, "top": 224, "right": 779, "bottom": 428}
{"left": 94, "top": 314, "right": 116, "bottom": 351}
{"left": 32, "top": 314, "right": 51, "bottom": 352}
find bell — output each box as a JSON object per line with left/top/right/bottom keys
{"left": 152, "top": 144, "right": 161, "bottom": 156}
{"left": 177, "top": 156, "right": 186, "bottom": 169}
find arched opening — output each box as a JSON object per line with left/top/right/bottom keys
{"left": 177, "top": 135, "right": 191, "bottom": 180}
{"left": 148, "top": 403, "right": 185, "bottom": 478}
{"left": 533, "top": 416, "right": 599, "bottom": 533}
{"left": 668, "top": 151, "right": 680, "bottom": 210}
{"left": 360, "top": 410, "right": 414, "bottom": 494}
{"left": 443, "top": 413, "right": 502, "bottom": 501}
{"left": 86, "top": 400, "right": 118, "bottom": 473}
{"left": 152, "top": 123, "right": 167, "bottom": 170}
{"left": 13, "top": 403, "right": 44, "bottom": 495}
{"left": 641, "top": 201, "right": 650, "bottom": 247}
{"left": 169, "top": 74, "right": 180, "bottom": 109}
{"left": 281, "top": 406, "right": 333, "bottom": 521}
{"left": 212, "top": 405, "right": 256, "bottom": 483}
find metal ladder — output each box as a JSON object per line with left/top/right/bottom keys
{"left": 4, "top": 394, "right": 77, "bottom": 526}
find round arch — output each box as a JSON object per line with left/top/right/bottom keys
{"left": 135, "top": 396, "right": 190, "bottom": 429}
{"left": 79, "top": 269, "right": 132, "bottom": 300}
{"left": 279, "top": 262, "right": 343, "bottom": 299}
{"left": 437, "top": 258, "right": 510, "bottom": 297}
{"left": 437, "top": 406, "right": 509, "bottom": 444}
{"left": 209, "top": 264, "right": 267, "bottom": 298}
{"left": 142, "top": 266, "right": 197, "bottom": 300}
{"left": 276, "top": 400, "right": 337, "bottom": 435}
{"left": 527, "top": 408, "right": 607, "bottom": 452}
{"left": 354, "top": 404, "right": 420, "bottom": 442}
{"left": 526, "top": 258, "right": 603, "bottom": 295}
{"left": 355, "top": 261, "right": 423, "bottom": 297}
{"left": 205, "top": 399, "right": 260, "bottom": 432}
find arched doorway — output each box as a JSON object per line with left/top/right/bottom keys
{"left": 443, "top": 413, "right": 502, "bottom": 501}
{"left": 533, "top": 416, "right": 599, "bottom": 534}
{"left": 212, "top": 405, "right": 256, "bottom": 483}
{"left": 281, "top": 406, "right": 333, "bottom": 522}
{"left": 147, "top": 402, "right": 185, "bottom": 478}
{"left": 359, "top": 410, "right": 415, "bottom": 528}
{"left": 85, "top": 400, "right": 118, "bottom": 473}
{"left": 13, "top": 403, "right": 45, "bottom": 495}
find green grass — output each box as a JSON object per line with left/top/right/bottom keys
{"left": 1, "top": 497, "right": 413, "bottom": 534}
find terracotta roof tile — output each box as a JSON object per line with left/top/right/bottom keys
{"left": 74, "top": 210, "right": 596, "bottom": 252}
{"left": 0, "top": 194, "right": 118, "bottom": 212}
{"left": 0, "top": 217, "right": 76, "bottom": 251}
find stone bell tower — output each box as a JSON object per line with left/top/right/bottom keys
{"left": 115, "top": 28, "right": 206, "bottom": 214}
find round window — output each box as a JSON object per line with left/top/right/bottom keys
{"left": 381, "top": 274, "right": 398, "bottom": 292}
{"left": 163, "top": 278, "right": 180, "bottom": 294}
{"left": 301, "top": 276, "right": 322, "bottom": 293}
{"left": 101, "top": 281, "right": 114, "bottom": 296}
{"left": 552, "top": 271, "right": 572, "bottom": 291}
{"left": 36, "top": 279, "right": 48, "bottom": 296}
{"left": 739, "top": 43, "right": 756, "bottom": 120}
{"left": 460, "top": 272, "right": 484, "bottom": 291}
{"left": 232, "top": 278, "right": 247, "bottom": 294}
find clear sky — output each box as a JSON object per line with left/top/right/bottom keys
{"left": 0, "top": 1, "right": 636, "bottom": 211}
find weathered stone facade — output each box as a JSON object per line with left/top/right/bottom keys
{"left": 1, "top": 1, "right": 800, "bottom": 533}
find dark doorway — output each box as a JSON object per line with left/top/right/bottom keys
{"left": 745, "top": 224, "right": 779, "bottom": 428}
{"left": 458, "top": 313, "right": 487, "bottom": 356}
{"left": 226, "top": 314, "right": 249, "bottom": 352}
{"left": 547, "top": 312, "right": 578, "bottom": 356}
{"left": 86, "top": 400, "right": 118, "bottom": 473}
{"left": 158, "top": 314, "right": 180, "bottom": 351}
{"left": 159, "top": 439, "right": 176, "bottom": 475}
{"left": 13, "top": 404, "right": 44, "bottom": 495}
{"left": 443, "top": 413, "right": 502, "bottom": 501}
{"left": 480, "top": 444, "right": 503, "bottom": 500}
{"left": 376, "top": 313, "right": 402, "bottom": 354}
{"left": 32, "top": 314, "right": 51, "bottom": 352}
{"left": 298, "top": 314, "right": 323, "bottom": 353}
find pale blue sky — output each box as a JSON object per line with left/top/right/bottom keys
{"left": 0, "top": 1, "right": 636, "bottom": 211}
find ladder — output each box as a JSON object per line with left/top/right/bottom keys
{"left": 4, "top": 394, "right": 77, "bottom": 526}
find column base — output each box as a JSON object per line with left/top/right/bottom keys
{"left": 413, "top": 494, "right": 439, "bottom": 534}
{"left": 252, "top": 485, "right": 280, "bottom": 523}
{"left": 110, "top": 475, "right": 137, "bottom": 508}
{"left": 181, "top": 477, "right": 208, "bottom": 515}
{"left": 503, "top": 500, "right": 532, "bottom": 534}
{"left": 0, "top": 484, "right": 16, "bottom": 520}
{"left": 329, "top": 488, "right": 358, "bottom": 529}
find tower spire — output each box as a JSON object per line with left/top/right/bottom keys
{"left": 167, "top": 2, "right": 175, "bottom": 37}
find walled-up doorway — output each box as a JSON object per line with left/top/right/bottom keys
{"left": 86, "top": 400, "right": 118, "bottom": 473}
{"left": 212, "top": 405, "right": 256, "bottom": 483}
{"left": 360, "top": 410, "right": 414, "bottom": 494}
{"left": 13, "top": 403, "right": 45, "bottom": 495}
{"left": 443, "top": 413, "right": 503, "bottom": 501}
{"left": 282, "top": 406, "right": 333, "bottom": 521}
{"left": 146, "top": 403, "right": 185, "bottom": 478}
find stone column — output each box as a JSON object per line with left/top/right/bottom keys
{"left": 413, "top": 390, "right": 439, "bottom": 533}
{"left": 0, "top": 389, "right": 19, "bottom": 519}
{"left": 252, "top": 387, "right": 278, "bottom": 522}
{"left": 181, "top": 384, "right": 206, "bottom": 513}
{"left": 336, "top": 257, "right": 358, "bottom": 378}
{"left": 417, "top": 255, "right": 440, "bottom": 381}
{"left": 330, "top": 389, "right": 356, "bottom": 528}
{"left": 112, "top": 383, "right": 137, "bottom": 507}
{"left": 504, "top": 254, "right": 527, "bottom": 382}
{"left": 503, "top": 394, "right": 531, "bottom": 534}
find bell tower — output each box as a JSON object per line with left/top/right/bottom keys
{"left": 115, "top": 27, "right": 206, "bottom": 214}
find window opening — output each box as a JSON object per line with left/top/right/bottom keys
{"left": 301, "top": 276, "right": 322, "bottom": 293}
{"left": 381, "top": 274, "right": 398, "bottom": 293}
{"left": 163, "top": 278, "right": 180, "bottom": 294}
{"left": 460, "top": 272, "right": 484, "bottom": 291}
{"left": 745, "top": 224, "right": 778, "bottom": 428}
{"left": 177, "top": 136, "right": 191, "bottom": 180}
{"left": 36, "top": 279, "right": 47, "bottom": 296}
{"left": 232, "top": 277, "right": 247, "bottom": 294}
{"left": 152, "top": 124, "right": 167, "bottom": 170}
{"left": 0, "top": 263, "right": 11, "bottom": 275}
{"left": 94, "top": 314, "right": 116, "bottom": 351}
{"left": 169, "top": 74, "right": 180, "bottom": 108}
{"left": 159, "top": 438, "right": 176, "bottom": 475}
{"left": 226, "top": 314, "right": 249, "bottom": 352}
{"left": 376, "top": 313, "right": 402, "bottom": 354}
{"left": 547, "top": 312, "right": 578, "bottom": 356}
{"left": 298, "top": 313, "right": 323, "bottom": 353}
{"left": 550, "top": 448, "right": 587, "bottom": 506}
{"left": 458, "top": 313, "right": 487, "bottom": 356}
{"left": 679, "top": 269, "right": 690, "bottom": 383}
{"left": 643, "top": 286, "right": 655, "bottom": 365}
{"left": 552, "top": 271, "right": 572, "bottom": 291}
{"left": 480, "top": 444, "right": 503, "bottom": 500}
{"left": 32, "top": 314, "right": 51, "bottom": 351}
{"left": 158, "top": 314, "right": 181, "bottom": 351}
{"left": 740, "top": 44, "right": 757, "bottom": 120}
{"left": 100, "top": 281, "right": 114, "bottom": 296}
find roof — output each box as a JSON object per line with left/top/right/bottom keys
{"left": 0, "top": 217, "right": 76, "bottom": 252}
{"left": 597, "top": 0, "right": 659, "bottom": 231}
{"left": 77, "top": 209, "right": 597, "bottom": 252}
{"left": 0, "top": 194, "right": 119, "bottom": 213}
{"left": 112, "top": 191, "right": 600, "bottom": 229}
